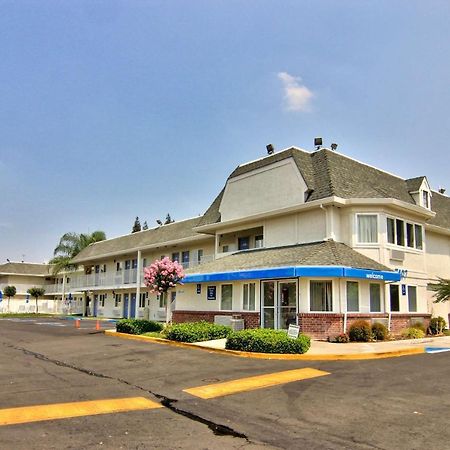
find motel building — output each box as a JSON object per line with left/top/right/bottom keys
{"left": 40, "top": 146, "right": 449, "bottom": 339}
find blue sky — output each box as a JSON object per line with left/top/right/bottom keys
{"left": 1, "top": 1, "right": 449, "bottom": 263}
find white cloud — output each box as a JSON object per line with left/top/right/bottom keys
{"left": 277, "top": 72, "right": 314, "bottom": 112}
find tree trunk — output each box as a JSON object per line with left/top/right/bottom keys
{"left": 36, "top": 297, "right": 39, "bottom": 314}
{"left": 8, "top": 297, "right": 10, "bottom": 313}
{"left": 165, "top": 292, "right": 170, "bottom": 325}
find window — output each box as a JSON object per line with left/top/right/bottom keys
{"left": 406, "top": 223, "right": 414, "bottom": 248}
{"left": 238, "top": 237, "right": 250, "bottom": 250}
{"left": 171, "top": 292, "right": 177, "bottom": 303}
{"left": 310, "top": 281, "right": 333, "bottom": 312}
{"left": 255, "top": 235, "right": 264, "bottom": 248}
{"left": 408, "top": 286, "right": 417, "bottom": 312}
{"left": 346, "top": 281, "right": 359, "bottom": 312}
{"left": 182, "top": 251, "right": 190, "bottom": 266}
{"left": 172, "top": 252, "right": 180, "bottom": 262}
{"left": 222, "top": 245, "right": 229, "bottom": 253}
{"left": 99, "top": 294, "right": 106, "bottom": 307}
{"left": 422, "top": 190, "right": 430, "bottom": 209}
{"left": 197, "top": 249, "right": 203, "bottom": 263}
{"left": 415, "top": 225, "right": 423, "bottom": 250}
{"left": 142, "top": 258, "right": 147, "bottom": 268}
{"left": 114, "top": 293, "right": 122, "bottom": 308}
{"left": 132, "top": 259, "right": 138, "bottom": 269}
{"left": 395, "top": 219, "right": 404, "bottom": 246}
{"left": 139, "top": 292, "right": 148, "bottom": 308}
{"left": 387, "top": 218, "right": 395, "bottom": 244}
{"left": 243, "top": 283, "right": 256, "bottom": 311}
{"left": 357, "top": 215, "right": 378, "bottom": 243}
{"left": 102, "top": 264, "right": 107, "bottom": 272}
{"left": 390, "top": 285, "right": 400, "bottom": 312}
{"left": 116, "top": 262, "right": 122, "bottom": 272}
{"left": 158, "top": 294, "right": 166, "bottom": 308}
{"left": 370, "top": 284, "right": 381, "bottom": 312}
{"left": 221, "top": 284, "right": 233, "bottom": 310}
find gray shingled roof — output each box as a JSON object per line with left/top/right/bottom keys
{"left": 0, "top": 262, "right": 52, "bottom": 276}
{"left": 406, "top": 176, "right": 425, "bottom": 193}
{"left": 197, "top": 147, "right": 450, "bottom": 230}
{"left": 186, "top": 241, "right": 391, "bottom": 274}
{"left": 72, "top": 217, "right": 208, "bottom": 263}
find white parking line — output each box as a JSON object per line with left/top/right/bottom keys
{"left": 35, "top": 322, "right": 66, "bottom": 327}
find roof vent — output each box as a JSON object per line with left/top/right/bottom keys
{"left": 266, "top": 144, "right": 275, "bottom": 155}
{"left": 331, "top": 143, "right": 338, "bottom": 151}
{"left": 314, "top": 137, "right": 322, "bottom": 150}
{"left": 438, "top": 187, "right": 446, "bottom": 194}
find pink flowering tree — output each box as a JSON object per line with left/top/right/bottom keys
{"left": 143, "top": 257, "right": 185, "bottom": 324}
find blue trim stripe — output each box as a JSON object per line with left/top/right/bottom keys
{"left": 184, "top": 266, "right": 401, "bottom": 283}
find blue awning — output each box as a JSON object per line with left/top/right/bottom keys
{"left": 184, "top": 266, "right": 401, "bottom": 283}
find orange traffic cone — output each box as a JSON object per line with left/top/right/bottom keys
{"left": 96, "top": 320, "right": 101, "bottom": 330}
{"left": 75, "top": 319, "right": 80, "bottom": 329}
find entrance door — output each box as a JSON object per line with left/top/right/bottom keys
{"left": 93, "top": 295, "right": 99, "bottom": 317}
{"left": 123, "top": 293, "right": 129, "bottom": 318}
{"left": 262, "top": 280, "right": 297, "bottom": 329}
{"left": 130, "top": 293, "right": 137, "bottom": 318}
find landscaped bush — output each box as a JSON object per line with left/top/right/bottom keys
{"left": 411, "top": 322, "right": 426, "bottom": 333}
{"left": 331, "top": 333, "right": 350, "bottom": 343}
{"left": 401, "top": 327, "right": 425, "bottom": 339}
{"left": 116, "top": 319, "right": 164, "bottom": 335}
{"left": 371, "top": 322, "right": 388, "bottom": 341}
{"left": 225, "top": 328, "right": 311, "bottom": 354}
{"left": 348, "top": 320, "right": 372, "bottom": 342}
{"left": 428, "top": 317, "right": 447, "bottom": 335}
{"left": 164, "top": 321, "right": 232, "bottom": 343}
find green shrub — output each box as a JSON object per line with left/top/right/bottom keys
{"left": 225, "top": 328, "right": 311, "bottom": 354}
{"left": 411, "top": 322, "right": 426, "bottom": 333}
{"left": 116, "top": 319, "right": 164, "bottom": 335}
{"left": 331, "top": 333, "right": 349, "bottom": 343}
{"left": 165, "top": 321, "right": 232, "bottom": 343}
{"left": 401, "top": 327, "right": 425, "bottom": 339}
{"left": 428, "top": 317, "right": 447, "bottom": 335}
{"left": 348, "top": 320, "right": 372, "bottom": 342}
{"left": 371, "top": 322, "right": 388, "bottom": 341}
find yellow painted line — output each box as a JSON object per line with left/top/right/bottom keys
{"left": 184, "top": 368, "right": 330, "bottom": 399}
{"left": 106, "top": 330, "right": 425, "bottom": 361}
{"left": 0, "top": 397, "right": 162, "bottom": 426}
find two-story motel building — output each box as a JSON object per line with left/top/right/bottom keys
{"left": 48, "top": 146, "right": 449, "bottom": 339}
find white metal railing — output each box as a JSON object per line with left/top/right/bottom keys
{"left": 45, "top": 255, "right": 214, "bottom": 292}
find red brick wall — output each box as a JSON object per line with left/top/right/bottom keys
{"left": 172, "top": 310, "right": 260, "bottom": 328}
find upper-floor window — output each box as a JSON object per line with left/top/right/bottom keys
{"left": 238, "top": 237, "right": 250, "bottom": 251}
{"left": 387, "top": 217, "right": 423, "bottom": 250}
{"left": 356, "top": 214, "right": 378, "bottom": 243}
{"left": 172, "top": 252, "right": 180, "bottom": 262}
{"left": 255, "top": 235, "right": 264, "bottom": 248}
{"left": 422, "top": 190, "right": 430, "bottom": 209}
{"left": 182, "top": 251, "right": 190, "bottom": 264}
{"left": 197, "top": 249, "right": 203, "bottom": 263}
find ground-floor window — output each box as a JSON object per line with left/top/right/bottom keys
{"left": 221, "top": 284, "right": 233, "bottom": 310}
{"left": 346, "top": 281, "right": 359, "bottom": 312}
{"left": 390, "top": 285, "right": 400, "bottom": 312}
{"left": 243, "top": 283, "right": 256, "bottom": 311}
{"left": 310, "top": 281, "right": 333, "bottom": 312}
{"left": 139, "top": 292, "right": 148, "bottom": 308}
{"left": 370, "top": 283, "right": 381, "bottom": 312}
{"left": 408, "top": 286, "right": 417, "bottom": 312}
{"left": 159, "top": 294, "right": 166, "bottom": 308}
{"left": 114, "top": 293, "right": 122, "bottom": 307}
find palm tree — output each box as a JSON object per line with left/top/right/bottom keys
{"left": 49, "top": 231, "right": 106, "bottom": 275}
{"left": 430, "top": 277, "right": 450, "bottom": 303}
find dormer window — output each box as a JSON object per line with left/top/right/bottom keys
{"left": 422, "top": 190, "right": 430, "bottom": 209}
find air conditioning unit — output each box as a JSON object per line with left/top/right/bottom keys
{"left": 214, "top": 315, "right": 232, "bottom": 327}
{"left": 390, "top": 249, "right": 405, "bottom": 261}
{"left": 230, "top": 318, "right": 245, "bottom": 331}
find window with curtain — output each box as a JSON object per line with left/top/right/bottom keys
{"left": 387, "top": 217, "right": 395, "bottom": 244}
{"left": 357, "top": 215, "right": 378, "bottom": 243}
{"left": 408, "top": 286, "right": 417, "bottom": 312}
{"left": 221, "top": 284, "right": 233, "bottom": 310}
{"left": 243, "top": 283, "right": 256, "bottom": 311}
{"left": 414, "top": 225, "right": 423, "bottom": 250}
{"left": 369, "top": 284, "right": 381, "bottom": 312}
{"left": 310, "top": 281, "right": 333, "bottom": 312}
{"left": 346, "top": 281, "right": 359, "bottom": 312}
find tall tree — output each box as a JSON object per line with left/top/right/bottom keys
{"left": 132, "top": 217, "right": 141, "bottom": 233}
{"left": 3, "top": 285, "right": 16, "bottom": 312}
{"left": 27, "top": 287, "right": 46, "bottom": 314}
{"left": 49, "top": 231, "right": 106, "bottom": 275}
{"left": 430, "top": 277, "right": 450, "bottom": 303}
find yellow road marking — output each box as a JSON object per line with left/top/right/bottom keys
{"left": 183, "top": 368, "right": 330, "bottom": 399}
{"left": 0, "top": 397, "right": 162, "bottom": 426}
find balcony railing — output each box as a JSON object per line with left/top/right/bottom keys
{"left": 46, "top": 255, "right": 214, "bottom": 293}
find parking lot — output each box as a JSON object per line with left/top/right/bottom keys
{"left": 1, "top": 318, "right": 449, "bottom": 449}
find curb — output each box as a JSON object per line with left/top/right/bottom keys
{"left": 104, "top": 330, "right": 425, "bottom": 361}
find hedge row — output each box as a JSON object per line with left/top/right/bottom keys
{"left": 116, "top": 319, "right": 164, "bottom": 335}
{"left": 225, "top": 328, "right": 311, "bottom": 354}
{"left": 164, "top": 321, "right": 232, "bottom": 342}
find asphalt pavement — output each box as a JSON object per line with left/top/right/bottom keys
{"left": 0, "top": 317, "right": 449, "bottom": 449}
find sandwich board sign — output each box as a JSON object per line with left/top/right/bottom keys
{"left": 287, "top": 324, "right": 300, "bottom": 339}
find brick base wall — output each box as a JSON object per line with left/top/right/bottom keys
{"left": 172, "top": 310, "right": 260, "bottom": 328}
{"left": 298, "top": 313, "right": 432, "bottom": 340}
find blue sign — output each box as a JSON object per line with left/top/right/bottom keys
{"left": 401, "top": 284, "right": 406, "bottom": 295}
{"left": 207, "top": 286, "right": 216, "bottom": 301}
{"left": 196, "top": 284, "right": 201, "bottom": 295}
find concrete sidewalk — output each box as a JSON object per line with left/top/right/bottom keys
{"left": 191, "top": 335, "right": 450, "bottom": 356}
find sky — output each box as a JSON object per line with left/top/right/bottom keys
{"left": 1, "top": 0, "right": 449, "bottom": 263}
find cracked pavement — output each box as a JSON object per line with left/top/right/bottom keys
{"left": 0, "top": 318, "right": 449, "bottom": 449}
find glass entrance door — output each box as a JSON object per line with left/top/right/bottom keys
{"left": 262, "top": 280, "right": 297, "bottom": 329}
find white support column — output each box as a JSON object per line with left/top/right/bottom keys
{"left": 135, "top": 250, "right": 142, "bottom": 319}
